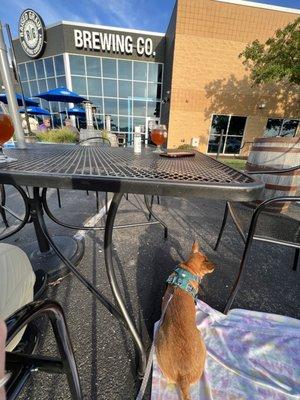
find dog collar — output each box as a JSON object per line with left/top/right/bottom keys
{"left": 166, "top": 266, "right": 201, "bottom": 301}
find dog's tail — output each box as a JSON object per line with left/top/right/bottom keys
{"left": 178, "top": 378, "right": 191, "bottom": 400}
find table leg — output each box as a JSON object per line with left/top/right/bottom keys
{"left": 22, "top": 188, "right": 85, "bottom": 280}
{"left": 104, "top": 192, "right": 147, "bottom": 377}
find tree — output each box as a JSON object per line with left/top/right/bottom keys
{"left": 240, "top": 17, "right": 300, "bottom": 85}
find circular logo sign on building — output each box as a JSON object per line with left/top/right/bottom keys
{"left": 19, "top": 9, "right": 46, "bottom": 58}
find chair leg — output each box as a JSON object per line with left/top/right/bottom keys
{"left": 56, "top": 189, "right": 62, "bottom": 208}
{"left": 224, "top": 205, "right": 260, "bottom": 314}
{"left": 105, "top": 192, "right": 108, "bottom": 214}
{"left": 157, "top": 196, "right": 160, "bottom": 205}
{"left": 148, "top": 195, "right": 155, "bottom": 221}
{"left": 95, "top": 191, "right": 99, "bottom": 213}
{"left": 293, "top": 248, "right": 299, "bottom": 272}
{"left": 0, "top": 184, "right": 9, "bottom": 228}
{"left": 214, "top": 201, "right": 229, "bottom": 251}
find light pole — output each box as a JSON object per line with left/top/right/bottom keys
{"left": 0, "top": 22, "right": 25, "bottom": 148}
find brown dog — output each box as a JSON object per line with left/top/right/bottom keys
{"left": 155, "top": 242, "right": 215, "bottom": 400}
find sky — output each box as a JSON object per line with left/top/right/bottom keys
{"left": 2, "top": 0, "right": 299, "bottom": 37}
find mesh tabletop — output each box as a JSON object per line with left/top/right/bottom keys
{"left": 0, "top": 145, "right": 263, "bottom": 200}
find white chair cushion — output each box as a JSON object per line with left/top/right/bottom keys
{"left": 0, "top": 244, "right": 36, "bottom": 351}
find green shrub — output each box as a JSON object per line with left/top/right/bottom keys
{"left": 177, "top": 144, "right": 195, "bottom": 150}
{"left": 36, "top": 128, "right": 77, "bottom": 143}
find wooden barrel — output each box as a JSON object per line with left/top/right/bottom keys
{"left": 246, "top": 137, "right": 300, "bottom": 212}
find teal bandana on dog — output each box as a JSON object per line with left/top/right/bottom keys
{"left": 166, "top": 266, "right": 201, "bottom": 301}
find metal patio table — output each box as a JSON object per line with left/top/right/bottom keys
{"left": 0, "top": 144, "right": 264, "bottom": 376}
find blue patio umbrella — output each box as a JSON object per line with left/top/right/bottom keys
{"left": 0, "top": 93, "right": 38, "bottom": 107}
{"left": 19, "top": 106, "right": 50, "bottom": 116}
{"left": 36, "top": 87, "right": 87, "bottom": 103}
{"left": 60, "top": 106, "right": 86, "bottom": 116}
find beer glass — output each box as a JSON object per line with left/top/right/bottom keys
{"left": 0, "top": 113, "right": 16, "bottom": 163}
{"left": 150, "top": 125, "right": 167, "bottom": 153}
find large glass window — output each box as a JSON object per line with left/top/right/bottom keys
{"left": 89, "top": 96, "right": 102, "bottom": 109}
{"left": 103, "top": 79, "right": 117, "bottom": 97}
{"left": 54, "top": 55, "right": 65, "bottom": 76}
{"left": 147, "top": 101, "right": 160, "bottom": 117}
{"left": 70, "top": 55, "right": 85, "bottom": 75}
{"left": 86, "top": 57, "right": 101, "bottom": 76}
{"left": 104, "top": 98, "right": 117, "bottom": 115}
{"left": 47, "top": 77, "right": 56, "bottom": 90}
{"left": 148, "top": 63, "right": 162, "bottom": 82}
{"left": 118, "top": 60, "right": 132, "bottom": 79}
{"left": 264, "top": 118, "right": 299, "bottom": 138}
{"left": 119, "top": 116, "right": 130, "bottom": 132}
{"left": 56, "top": 76, "right": 66, "bottom": 88}
{"left": 119, "top": 99, "right": 130, "bottom": 116}
{"left": 22, "top": 82, "right": 30, "bottom": 97}
{"left": 44, "top": 58, "right": 54, "bottom": 77}
{"left": 102, "top": 59, "right": 116, "bottom": 78}
{"left": 87, "top": 78, "right": 102, "bottom": 96}
{"left": 207, "top": 115, "right": 247, "bottom": 154}
{"left": 30, "top": 80, "right": 38, "bottom": 96}
{"left": 134, "top": 62, "right": 147, "bottom": 81}
{"left": 35, "top": 59, "right": 45, "bottom": 79}
{"left": 38, "top": 78, "right": 47, "bottom": 93}
{"left": 133, "top": 82, "right": 147, "bottom": 99}
{"left": 18, "top": 64, "right": 27, "bottom": 81}
{"left": 148, "top": 83, "right": 161, "bottom": 100}
{"left": 119, "top": 81, "right": 132, "bottom": 98}
{"left": 133, "top": 100, "right": 146, "bottom": 116}
{"left": 71, "top": 76, "right": 86, "bottom": 95}
{"left": 27, "top": 62, "right": 36, "bottom": 80}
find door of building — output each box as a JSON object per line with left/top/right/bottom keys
{"left": 207, "top": 115, "right": 247, "bottom": 154}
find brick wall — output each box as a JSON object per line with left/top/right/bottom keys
{"left": 166, "top": 0, "right": 300, "bottom": 152}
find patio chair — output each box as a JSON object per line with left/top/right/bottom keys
{"left": 0, "top": 243, "right": 81, "bottom": 399}
{"left": 214, "top": 165, "right": 300, "bottom": 313}
{"left": 5, "top": 300, "right": 82, "bottom": 400}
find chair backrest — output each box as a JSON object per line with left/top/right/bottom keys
{"left": 78, "top": 136, "right": 111, "bottom": 147}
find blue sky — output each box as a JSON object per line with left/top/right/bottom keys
{"left": 2, "top": 0, "right": 299, "bottom": 37}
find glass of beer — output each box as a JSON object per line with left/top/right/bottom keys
{"left": 150, "top": 124, "right": 167, "bottom": 153}
{"left": 0, "top": 113, "right": 16, "bottom": 163}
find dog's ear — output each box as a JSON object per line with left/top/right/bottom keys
{"left": 203, "top": 260, "right": 215, "bottom": 274}
{"left": 192, "top": 241, "right": 199, "bottom": 254}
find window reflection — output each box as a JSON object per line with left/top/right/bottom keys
{"left": 119, "top": 99, "right": 130, "bottom": 115}
{"left": 54, "top": 55, "right": 65, "bottom": 76}
{"left": 133, "top": 82, "right": 147, "bottom": 98}
{"left": 72, "top": 76, "right": 86, "bottom": 95}
{"left": 134, "top": 62, "right": 147, "bottom": 81}
{"left": 119, "top": 116, "right": 130, "bottom": 132}
{"left": 133, "top": 100, "right": 146, "bottom": 116}
{"left": 87, "top": 78, "right": 102, "bottom": 96}
{"left": 207, "top": 115, "right": 246, "bottom": 154}
{"left": 148, "top": 83, "right": 161, "bottom": 100}
{"left": 102, "top": 59, "right": 116, "bottom": 78}
{"left": 70, "top": 55, "right": 85, "bottom": 75}
{"left": 44, "top": 58, "right": 54, "bottom": 77}
{"left": 35, "top": 59, "right": 45, "bottom": 79}
{"left": 27, "top": 62, "right": 36, "bottom": 80}
{"left": 57, "top": 76, "right": 66, "bottom": 88}
{"left": 86, "top": 57, "right": 101, "bottom": 76}
{"left": 264, "top": 118, "right": 299, "bottom": 137}
{"left": 118, "top": 60, "right": 132, "bottom": 79}
{"left": 148, "top": 63, "right": 162, "bottom": 82}
{"left": 103, "top": 79, "right": 117, "bottom": 97}
{"left": 119, "top": 81, "right": 132, "bottom": 98}
{"left": 18, "top": 64, "right": 27, "bottom": 81}
{"left": 104, "top": 98, "right": 117, "bottom": 115}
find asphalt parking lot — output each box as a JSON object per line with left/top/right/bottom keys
{"left": 2, "top": 186, "right": 299, "bottom": 399}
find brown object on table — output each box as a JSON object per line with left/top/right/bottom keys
{"left": 160, "top": 151, "right": 195, "bottom": 158}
